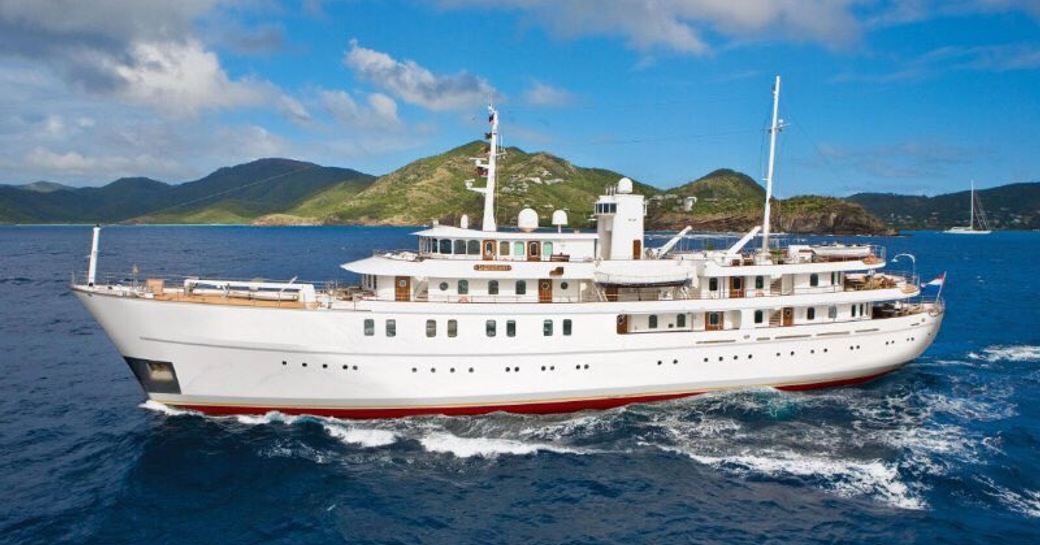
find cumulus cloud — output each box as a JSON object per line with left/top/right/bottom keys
{"left": 523, "top": 81, "right": 574, "bottom": 107}
{"left": 318, "top": 89, "right": 401, "bottom": 128}
{"left": 833, "top": 43, "right": 1040, "bottom": 82}
{"left": 343, "top": 39, "right": 494, "bottom": 110}
{"left": 24, "top": 147, "right": 181, "bottom": 178}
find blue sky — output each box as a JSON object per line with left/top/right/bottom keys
{"left": 0, "top": 1, "right": 1038, "bottom": 196}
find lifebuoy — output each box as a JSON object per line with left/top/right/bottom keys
{"left": 458, "top": 296, "right": 470, "bottom": 303}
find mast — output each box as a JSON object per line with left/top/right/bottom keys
{"left": 761, "top": 75, "right": 781, "bottom": 253}
{"left": 969, "top": 180, "right": 975, "bottom": 230}
{"left": 481, "top": 103, "right": 499, "bottom": 232}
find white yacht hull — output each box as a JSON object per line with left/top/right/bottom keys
{"left": 75, "top": 288, "right": 943, "bottom": 418}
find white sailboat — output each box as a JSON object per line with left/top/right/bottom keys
{"left": 945, "top": 181, "right": 991, "bottom": 234}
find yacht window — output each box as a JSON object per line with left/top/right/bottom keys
{"left": 426, "top": 320, "right": 436, "bottom": 338}
{"left": 828, "top": 305, "right": 837, "bottom": 319}
{"left": 831, "top": 272, "right": 837, "bottom": 285}
{"left": 430, "top": 239, "right": 437, "bottom": 253}
{"left": 810, "top": 273, "right": 819, "bottom": 287}
{"left": 386, "top": 319, "right": 396, "bottom": 337}
{"left": 528, "top": 241, "right": 540, "bottom": 259}
{"left": 649, "top": 315, "right": 658, "bottom": 329}
{"left": 364, "top": 319, "right": 374, "bottom": 336}
{"left": 454, "top": 240, "right": 465, "bottom": 254}
{"left": 807, "top": 307, "right": 816, "bottom": 320}
{"left": 754, "top": 310, "right": 764, "bottom": 324}
{"left": 458, "top": 280, "right": 469, "bottom": 295}
{"left": 514, "top": 241, "right": 524, "bottom": 257}
{"left": 709, "top": 278, "right": 718, "bottom": 291}
{"left": 708, "top": 313, "right": 720, "bottom": 326}
{"left": 560, "top": 281, "right": 569, "bottom": 290}
{"left": 507, "top": 320, "right": 516, "bottom": 337}
{"left": 542, "top": 242, "right": 553, "bottom": 256}
{"left": 439, "top": 239, "right": 451, "bottom": 254}
{"left": 755, "top": 276, "right": 764, "bottom": 289}
{"left": 543, "top": 320, "right": 553, "bottom": 336}
{"left": 563, "top": 319, "right": 572, "bottom": 336}
{"left": 447, "top": 320, "right": 457, "bottom": 338}
{"left": 516, "top": 280, "right": 527, "bottom": 295}
{"left": 467, "top": 240, "right": 480, "bottom": 255}
{"left": 852, "top": 304, "right": 858, "bottom": 317}
{"left": 499, "top": 241, "right": 510, "bottom": 256}
{"left": 439, "top": 282, "right": 448, "bottom": 291}
{"left": 677, "top": 314, "right": 686, "bottom": 328}
{"left": 486, "top": 320, "right": 496, "bottom": 337}
{"left": 489, "top": 280, "right": 499, "bottom": 295}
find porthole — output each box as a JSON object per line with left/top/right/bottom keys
{"left": 505, "top": 367, "right": 511, "bottom": 372}
{"left": 673, "top": 359, "right": 678, "bottom": 365}
{"left": 732, "top": 355, "right": 738, "bottom": 360}
{"left": 302, "top": 362, "right": 308, "bottom": 367}
{"left": 439, "top": 282, "right": 448, "bottom": 291}
{"left": 789, "top": 351, "right": 794, "bottom": 356}
{"left": 514, "top": 366, "right": 519, "bottom": 372}
{"left": 411, "top": 367, "right": 417, "bottom": 373}
{"left": 541, "top": 366, "right": 546, "bottom": 371}
{"left": 583, "top": 364, "right": 589, "bottom": 369}
{"left": 747, "top": 354, "right": 752, "bottom": 359}
{"left": 450, "top": 368, "right": 456, "bottom": 373}
{"left": 657, "top": 360, "right": 662, "bottom": 366}
{"left": 342, "top": 365, "right": 348, "bottom": 370}
{"left": 776, "top": 352, "right": 781, "bottom": 357}
{"left": 718, "top": 356, "right": 724, "bottom": 361}
{"left": 468, "top": 367, "right": 474, "bottom": 373}
{"left": 575, "top": 365, "right": 581, "bottom": 370}
{"left": 561, "top": 281, "right": 569, "bottom": 290}
{"left": 322, "top": 364, "right": 328, "bottom": 369}
{"left": 281, "top": 361, "right": 287, "bottom": 366}
{"left": 430, "top": 368, "right": 436, "bottom": 373}
{"left": 550, "top": 366, "right": 555, "bottom": 371}
{"left": 352, "top": 365, "right": 358, "bottom": 370}
{"left": 703, "top": 357, "right": 708, "bottom": 362}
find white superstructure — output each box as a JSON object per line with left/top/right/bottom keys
{"left": 72, "top": 78, "right": 944, "bottom": 418}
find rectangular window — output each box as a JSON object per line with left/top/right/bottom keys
{"left": 516, "top": 280, "right": 527, "bottom": 295}
{"left": 499, "top": 241, "right": 510, "bottom": 256}
{"left": 828, "top": 306, "right": 837, "bottom": 319}
{"left": 447, "top": 319, "right": 457, "bottom": 338}
{"left": 386, "top": 319, "right": 396, "bottom": 337}
{"left": 364, "top": 319, "right": 374, "bottom": 336}
{"left": 754, "top": 310, "right": 764, "bottom": 324}
{"left": 507, "top": 320, "right": 516, "bottom": 337}
{"left": 458, "top": 280, "right": 469, "bottom": 295}
{"left": 649, "top": 315, "right": 658, "bottom": 329}
{"left": 755, "top": 276, "right": 764, "bottom": 289}
{"left": 543, "top": 319, "right": 553, "bottom": 336}
{"left": 708, "top": 312, "right": 720, "bottom": 326}
{"left": 514, "top": 241, "right": 524, "bottom": 257}
{"left": 807, "top": 307, "right": 815, "bottom": 320}
{"left": 563, "top": 319, "right": 572, "bottom": 336}
{"left": 426, "top": 319, "right": 436, "bottom": 338}
{"left": 676, "top": 314, "right": 686, "bottom": 328}
{"left": 486, "top": 320, "right": 496, "bottom": 337}
{"left": 852, "top": 304, "right": 858, "bottom": 317}
{"left": 709, "top": 278, "right": 718, "bottom": 291}
{"left": 489, "top": 280, "right": 499, "bottom": 295}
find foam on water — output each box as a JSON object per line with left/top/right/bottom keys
{"left": 138, "top": 400, "right": 193, "bottom": 416}
{"left": 418, "top": 431, "right": 581, "bottom": 458}
{"left": 322, "top": 424, "right": 398, "bottom": 448}
{"left": 978, "top": 477, "right": 1040, "bottom": 518}
{"left": 969, "top": 345, "right": 1040, "bottom": 363}
{"left": 232, "top": 411, "right": 302, "bottom": 426}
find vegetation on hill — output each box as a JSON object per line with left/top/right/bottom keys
{"left": 848, "top": 182, "right": 1040, "bottom": 230}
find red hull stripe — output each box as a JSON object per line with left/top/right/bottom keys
{"left": 173, "top": 370, "right": 893, "bottom": 419}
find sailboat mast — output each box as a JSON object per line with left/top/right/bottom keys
{"left": 761, "top": 75, "right": 781, "bottom": 253}
{"left": 969, "top": 180, "right": 975, "bottom": 230}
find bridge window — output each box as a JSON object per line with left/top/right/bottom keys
{"left": 364, "top": 319, "right": 374, "bottom": 336}
{"left": 467, "top": 240, "right": 480, "bottom": 255}
{"left": 426, "top": 320, "right": 436, "bottom": 337}
{"left": 447, "top": 319, "right": 457, "bottom": 337}
{"left": 386, "top": 319, "right": 396, "bottom": 337}
{"left": 489, "top": 280, "right": 499, "bottom": 295}
{"left": 516, "top": 280, "right": 527, "bottom": 295}
{"left": 677, "top": 314, "right": 686, "bottom": 328}
{"left": 709, "top": 278, "right": 718, "bottom": 291}
{"left": 453, "top": 240, "right": 465, "bottom": 254}
{"left": 563, "top": 319, "right": 572, "bottom": 336}
{"left": 543, "top": 320, "right": 553, "bottom": 336}
{"left": 439, "top": 239, "right": 451, "bottom": 254}
{"left": 507, "top": 320, "right": 516, "bottom": 337}
{"left": 807, "top": 307, "right": 816, "bottom": 320}
{"left": 458, "top": 280, "right": 469, "bottom": 295}
{"left": 754, "top": 310, "right": 764, "bottom": 324}
{"left": 649, "top": 315, "right": 659, "bottom": 329}
{"left": 499, "top": 241, "right": 510, "bottom": 256}
{"left": 542, "top": 241, "right": 553, "bottom": 256}
{"left": 810, "top": 273, "right": 819, "bottom": 287}
{"left": 514, "top": 241, "right": 524, "bottom": 257}
{"left": 486, "top": 320, "right": 496, "bottom": 337}
{"left": 755, "top": 276, "right": 764, "bottom": 289}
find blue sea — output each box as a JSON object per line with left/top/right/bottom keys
{"left": 1, "top": 226, "right": 1038, "bottom": 545}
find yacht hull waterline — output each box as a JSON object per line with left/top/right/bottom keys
{"left": 71, "top": 75, "right": 945, "bottom": 419}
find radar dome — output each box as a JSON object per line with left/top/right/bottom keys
{"left": 551, "top": 210, "right": 568, "bottom": 227}
{"left": 616, "top": 177, "right": 633, "bottom": 194}
{"left": 517, "top": 208, "right": 539, "bottom": 232}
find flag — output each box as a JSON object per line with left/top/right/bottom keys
{"left": 921, "top": 272, "right": 946, "bottom": 288}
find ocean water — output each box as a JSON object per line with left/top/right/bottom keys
{"left": 1, "top": 225, "right": 1038, "bottom": 545}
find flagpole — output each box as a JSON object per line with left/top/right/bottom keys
{"left": 935, "top": 272, "right": 946, "bottom": 302}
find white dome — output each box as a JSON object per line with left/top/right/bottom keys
{"left": 616, "top": 177, "right": 633, "bottom": 194}
{"left": 517, "top": 208, "right": 539, "bottom": 232}
{"left": 551, "top": 209, "right": 568, "bottom": 226}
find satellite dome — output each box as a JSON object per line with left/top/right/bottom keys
{"left": 551, "top": 210, "right": 568, "bottom": 227}
{"left": 617, "top": 177, "right": 633, "bottom": 194}
{"left": 517, "top": 208, "right": 539, "bottom": 232}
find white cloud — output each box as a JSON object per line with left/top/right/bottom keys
{"left": 833, "top": 43, "right": 1040, "bottom": 83}
{"left": 318, "top": 89, "right": 401, "bottom": 128}
{"left": 24, "top": 147, "right": 181, "bottom": 178}
{"left": 343, "top": 39, "right": 494, "bottom": 111}
{"left": 523, "top": 81, "right": 574, "bottom": 107}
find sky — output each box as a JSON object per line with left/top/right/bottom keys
{"left": 0, "top": 0, "right": 1038, "bottom": 196}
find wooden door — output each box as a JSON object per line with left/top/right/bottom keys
{"left": 729, "top": 277, "right": 744, "bottom": 298}
{"left": 616, "top": 314, "right": 629, "bottom": 334}
{"left": 481, "top": 240, "right": 496, "bottom": 261}
{"left": 528, "top": 241, "right": 541, "bottom": 262}
{"left": 705, "top": 312, "right": 723, "bottom": 331}
{"left": 632, "top": 239, "right": 642, "bottom": 260}
{"left": 394, "top": 276, "right": 411, "bottom": 302}
{"left": 538, "top": 279, "right": 553, "bottom": 303}
{"left": 605, "top": 286, "right": 619, "bottom": 302}
{"left": 782, "top": 307, "right": 794, "bottom": 326}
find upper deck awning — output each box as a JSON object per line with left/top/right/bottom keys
{"left": 412, "top": 225, "right": 599, "bottom": 241}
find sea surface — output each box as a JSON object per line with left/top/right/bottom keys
{"left": 1, "top": 226, "right": 1038, "bottom": 545}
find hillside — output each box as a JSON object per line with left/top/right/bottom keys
{"left": 284, "top": 141, "right": 657, "bottom": 228}
{"left": 648, "top": 169, "right": 893, "bottom": 234}
{"left": 0, "top": 159, "right": 374, "bottom": 224}
{"left": 848, "top": 182, "right": 1040, "bottom": 230}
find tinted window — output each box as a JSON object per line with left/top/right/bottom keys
{"left": 454, "top": 240, "right": 465, "bottom": 254}
{"left": 677, "top": 314, "right": 686, "bottom": 328}
{"left": 499, "top": 241, "right": 510, "bottom": 256}
{"left": 754, "top": 310, "right": 763, "bottom": 324}
{"left": 709, "top": 278, "right": 718, "bottom": 291}
{"left": 426, "top": 320, "right": 436, "bottom": 337}
{"left": 649, "top": 315, "right": 658, "bottom": 329}
{"left": 439, "top": 239, "right": 451, "bottom": 254}
{"left": 507, "top": 320, "right": 516, "bottom": 337}
{"left": 364, "top": 319, "right": 374, "bottom": 336}
{"left": 810, "top": 273, "right": 819, "bottom": 287}
{"left": 514, "top": 241, "right": 524, "bottom": 256}
{"left": 486, "top": 320, "right": 496, "bottom": 337}
{"left": 542, "top": 242, "right": 553, "bottom": 256}
{"left": 543, "top": 320, "right": 553, "bottom": 336}
{"left": 516, "top": 280, "right": 527, "bottom": 295}
{"left": 807, "top": 307, "right": 816, "bottom": 320}
{"left": 563, "top": 319, "right": 572, "bottom": 336}
{"left": 458, "top": 280, "right": 469, "bottom": 295}
{"left": 386, "top": 319, "right": 396, "bottom": 337}
{"left": 755, "top": 276, "right": 764, "bottom": 289}
{"left": 447, "top": 320, "right": 457, "bottom": 337}
{"left": 467, "top": 240, "right": 480, "bottom": 255}
{"left": 488, "top": 280, "right": 499, "bottom": 295}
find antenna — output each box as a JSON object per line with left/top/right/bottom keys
{"left": 761, "top": 75, "right": 782, "bottom": 253}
